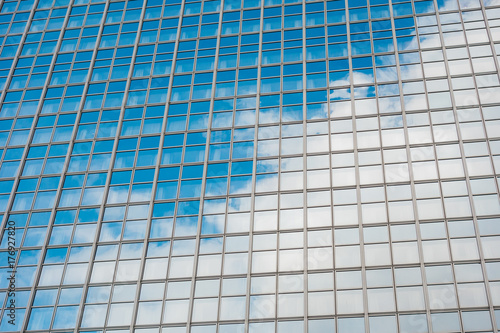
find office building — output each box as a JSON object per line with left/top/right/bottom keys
{"left": 0, "top": 0, "right": 500, "bottom": 332}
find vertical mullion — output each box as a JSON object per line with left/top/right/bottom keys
{"left": 407, "top": 2, "right": 454, "bottom": 331}
{"left": 244, "top": 0, "right": 264, "bottom": 330}
{"left": 0, "top": 0, "right": 41, "bottom": 230}
{"left": 74, "top": 0, "right": 148, "bottom": 330}
{"left": 386, "top": 0, "right": 432, "bottom": 331}
{"left": 301, "top": 2, "right": 309, "bottom": 333}
{"left": 139, "top": 0, "right": 187, "bottom": 330}
{"left": 343, "top": 0, "right": 372, "bottom": 330}
{"left": 324, "top": 1, "right": 339, "bottom": 332}
{"left": 120, "top": 1, "right": 154, "bottom": 331}
{"left": 5, "top": 1, "right": 78, "bottom": 332}
{"left": 185, "top": 0, "right": 227, "bottom": 330}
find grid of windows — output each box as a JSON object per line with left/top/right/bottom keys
{"left": 0, "top": 0, "right": 500, "bottom": 332}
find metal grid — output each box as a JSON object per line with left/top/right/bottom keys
{"left": 0, "top": 0, "right": 499, "bottom": 332}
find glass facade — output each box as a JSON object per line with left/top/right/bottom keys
{"left": 0, "top": 0, "right": 500, "bottom": 331}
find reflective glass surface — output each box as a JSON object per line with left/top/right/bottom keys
{"left": 0, "top": 0, "right": 500, "bottom": 331}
